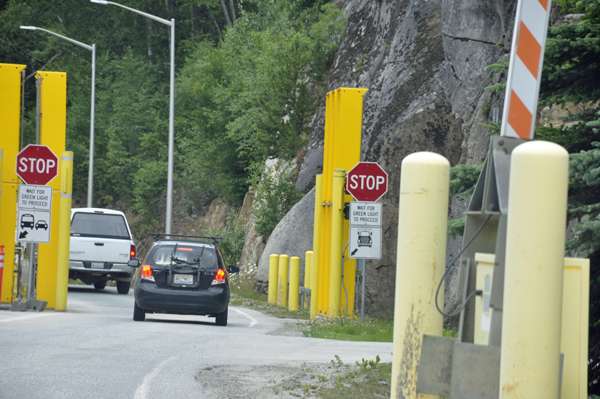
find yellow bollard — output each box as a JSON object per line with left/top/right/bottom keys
{"left": 0, "top": 147, "right": 3, "bottom": 225}
{"left": 329, "top": 169, "right": 345, "bottom": 317}
{"left": 499, "top": 141, "right": 569, "bottom": 398}
{"left": 311, "top": 175, "right": 323, "bottom": 319}
{"left": 304, "top": 251, "right": 313, "bottom": 308}
{"left": 268, "top": 254, "right": 279, "bottom": 304}
{"left": 289, "top": 256, "right": 300, "bottom": 311}
{"left": 391, "top": 152, "right": 449, "bottom": 399}
{"left": 277, "top": 254, "right": 289, "bottom": 308}
{"left": 55, "top": 152, "right": 73, "bottom": 312}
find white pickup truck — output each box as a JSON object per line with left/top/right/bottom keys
{"left": 69, "top": 208, "right": 136, "bottom": 294}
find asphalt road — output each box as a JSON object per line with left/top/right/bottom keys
{"left": 0, "top": 286, "right": 393, "bottom": 399}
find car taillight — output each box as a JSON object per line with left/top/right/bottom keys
{"left": 211, "top": 269, "right": 226, "bottom": 286}
{"left": 141, "top": 265, "right": 155, "bottom": 282}
{"left": 130, "top": 244, "right": 136, "bottom": 260}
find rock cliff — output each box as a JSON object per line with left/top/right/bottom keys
{"left": 250, "top": 0, "right": 518, "bottom": 317}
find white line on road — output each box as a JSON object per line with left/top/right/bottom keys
{"left": 0, "top": 312, "right": 58, "bottom": 323}
{"left": 231, "top": 308, "right": 258, "bottom": 327}
{"left": 134, "top": 356, "right": 177, "bottom": 399}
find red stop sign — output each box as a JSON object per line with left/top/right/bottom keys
{"left": 16, "top": 145, "right": 59, "bottom": 185}
{"left": 347, "top": 162, "right": 388, "bottom": 202}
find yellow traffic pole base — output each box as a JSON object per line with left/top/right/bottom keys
{"left": 391, "top": 152, "right": 449, "bottom": 399}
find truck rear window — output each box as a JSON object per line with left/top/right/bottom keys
{"left": 71, "top": 213, "right": 131, "bottom": 239}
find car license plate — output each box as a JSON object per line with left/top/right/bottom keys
{"left": 174, "top": 274, "right": 193, "bottom": 284}
{"left": 91, "top": 262, "right": 104, "bottom": 269}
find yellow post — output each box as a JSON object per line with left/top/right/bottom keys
{"left": 391, "top": 152, "right": 449, "bottom": 399}
{"left": 499, "top": 141, "right": 569, "bottom": 398}
{"left": 0, "top": 148, "right": 3, "bottom": 225}
{"left": 289, "top": 256, "right": 300, "bottom": 311}
{"left": 268, "top": 254, "right": 279, "bottom": 304}
{"left": 318, "top": 88, "right": 366, "bottom": 316}
{"left": 304, "top": 251, "right": 313, "bottom": 308}
{"left": 277, "top": 254, "right": 289, "bottom": 308}
{"left": 36, "top": 71, "right": 67, "bottom": 310}
{"left": 329, "top": 169, "right": 345, "bottom": 317}
{"left": 311, "top": 175, "right": 323, "bottom": 319}
{"left": 0, "top": 63, "right": 26, "bottom": 304}
{"left": 55, "top": 152, "right": 73, "bottom": 312}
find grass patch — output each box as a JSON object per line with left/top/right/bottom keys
{"left": 228, "top": 261, "right": 458, "bottom": 342}
{"left": 318, "top": 357, "right": 391, "bottom": 399}
{"left": 296, "top": 315, "right": 393, "bottom": 342}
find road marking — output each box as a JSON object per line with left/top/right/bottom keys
{"left": 0, "top": 312, "right": 58, "bottom": 323}
{"left": 134, "top": 356, "right": 177, "bottom": 399}
{"left": 231, "top": 308, "right": 257, "bottom": 327}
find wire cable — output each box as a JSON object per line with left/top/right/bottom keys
{"left": 435, "top": 214, "right": 493, "bottom": 318}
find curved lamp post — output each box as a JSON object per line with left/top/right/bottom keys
{"left": 20, "top": 26, "right": 97, "bottom": 209}
{"left": 91, "top": 0, "right": 175, "bottom": 234}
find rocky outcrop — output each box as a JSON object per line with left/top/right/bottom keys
{"left": 250, "top": 0, "right": 518, "bottom": 317}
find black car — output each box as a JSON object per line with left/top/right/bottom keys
{"left": 128, "top": 234, "right": 239, "bottom": 326}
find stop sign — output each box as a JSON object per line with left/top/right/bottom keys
{"left": 16, "top": 144, "right": 59, "bottom": 185}
{"left": 347, "top": 162, "right": 388, "bottom": 202}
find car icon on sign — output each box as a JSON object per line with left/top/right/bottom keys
{"left": 35, "top": 220, "right": 48, "bottom": 230}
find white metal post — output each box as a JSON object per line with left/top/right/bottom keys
{"left": 90, "top": 1, "right": 175, "bottom": 233}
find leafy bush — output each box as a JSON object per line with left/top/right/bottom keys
{"left": 250, "top": 162, "right": 305, "bottom": 236}
{"left": 204, "top": 209, "right": 247, "bottom": 266}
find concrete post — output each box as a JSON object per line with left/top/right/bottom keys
{"left": 499, "top": 141, "right": 569, "bottom": 398}
{"left": 391, "top": 152, "right": 449, "bottom": 399}
{"left": 277, "top": 254, "right": 289, "bottom": 308}
{"left": 289, "top": 256, "right": 300, "bottom": 311}
{"left": 329, "top": 169, "right": 345, "bottom": 317}
{"left": 268, "top": 254, "right": 279, "bottom": 304}
{"left": 311, "top": 175, "right": 323, "bottom": 319}
{"left": 55, "top": 151, "right": 73, "bottom": 311}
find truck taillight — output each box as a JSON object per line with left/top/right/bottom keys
{"left": 211, "top": 269, "right": 226, "bottom": 286}
{"left": 130, "top": 244, "right": 136, "bottom": 260}
{"left": 141, "top": 265, "right": 155, "bottom": 282}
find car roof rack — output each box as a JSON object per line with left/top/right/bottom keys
{"left": 149, "top": 233, "right": 224, "bottom": 246}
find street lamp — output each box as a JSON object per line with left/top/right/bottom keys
{"left": 91, "top": 0, "right": 176, "bottom": 234}
{"left": 20, "top": 26, "right": 97, "bottom": 209}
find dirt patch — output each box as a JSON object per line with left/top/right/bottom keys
{"left": 196, "top": 362, "right": 353, "bottom": 398}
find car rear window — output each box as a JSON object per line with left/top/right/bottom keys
{"left": 71, "top": 213, "right": 131, "bottom": 239}
{"left": 147, "top": 244, "right": 220, "bottom": 271}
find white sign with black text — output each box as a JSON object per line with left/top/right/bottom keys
{"left": 349, "top": 202, "right": 382, "bottom": 227}
{"left": 16, "top": 210, "right": 52, "bottom": 243}
{"left": 349, "top": 226, "right": 382, "bottom": 259}
{"left": 17, "top": 184, "right": 53, "bottom": 210}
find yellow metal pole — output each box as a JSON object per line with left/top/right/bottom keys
{"left": 499, "top": 141, "right": 569, "bottom": 398}
{"left": 329, "top": 169, "right": 345, "bottom": 317}
{"left": 304, "top": 251, "right": 312, "bottom": 308}
{"left": 277, "top": 254, "right": 289, "bottom": 308}
{"left": 391, "top": 152, "right": 449, "bottom": 399}
{"left": 311, "top": 175, "right": 323, "bottom": 319}
{"left": 268, "top": 254, "right": 279, "bottom": 304}
{"left": 0, "top": 63, "right": 26, "bottom": 304}
{"left": 289, "top": 256, "right": 300, "bottom": 311}
{"left": 0, "top": 148, "right": 3, "bottom": 224}
{"left": 55, "top": 151, "right": 73, "bottom": 311}
{"left": 37, "top": 71, "right": 67, "bottom": 310}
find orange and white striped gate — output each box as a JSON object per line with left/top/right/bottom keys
{"left": 501, "top": 0, "right": 553, "bottom": 140}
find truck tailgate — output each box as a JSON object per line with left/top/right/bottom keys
{"left": 70, "top": 236, "right": 131, "bottom": 264}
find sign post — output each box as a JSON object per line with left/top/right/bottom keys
{"left": 346, "top": 163, "right": 388, "bottom": 322}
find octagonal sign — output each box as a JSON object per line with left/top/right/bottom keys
{"left": 347, "top": 162, "right": 388, "bottom": 202}
{"left": 16, "top": 144, "right": 59, "bottom": 186}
